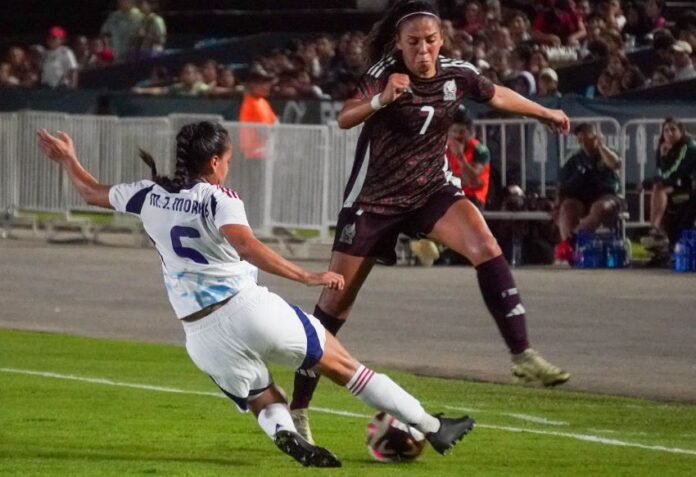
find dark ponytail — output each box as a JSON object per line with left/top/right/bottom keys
{"left": 364, "top": 0, "right": 440, "bottom": 66}
{"left": 139, "top": 121, "right": 230, "bottom": 193}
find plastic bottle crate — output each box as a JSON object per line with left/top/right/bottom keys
{"left": 574, "top": 231, "right": 627, "bottom": 269}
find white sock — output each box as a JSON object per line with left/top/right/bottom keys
{"left": 257, "top": 402, "right": 297, "bottom": 439}
{"left": 346, "top": 364, "right": 440, "bottom": 435}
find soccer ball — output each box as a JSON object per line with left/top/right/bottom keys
{"left": 366, "top": 412, "right": 426, "bottom": 462}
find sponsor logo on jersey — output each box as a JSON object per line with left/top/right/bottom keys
{"left": 443, "top": 79, "right": 457, "bottom": 101}
{"left": 339, "top": 222, "right": 356, "bottom": 245}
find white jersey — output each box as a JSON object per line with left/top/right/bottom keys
{"left": 109, "top": 180, "right": 258, "bottom": 318}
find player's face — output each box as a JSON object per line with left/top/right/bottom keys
{"left": 449, "top": 123, "right": 469, "bottom": 142}
{"left": 662, "top": 123, "right": 682, "bottom": 145}
{"left": 212, "top": 145, "right": 233, "bottom": 184}
{"left": 395, "top": 17, "right": 443, "bottom": 78}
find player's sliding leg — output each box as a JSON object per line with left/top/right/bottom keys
{"left": 428, "top": 199, "right": 570, "bottom": 387}
{"left": 314, "top": 332, "right": 475, "bottom": 455}
{"left": 247, "top": 384, "right": 341, "bottom": 467}
{"left": 290, "top": 252, "right": 376, "bottom": 443}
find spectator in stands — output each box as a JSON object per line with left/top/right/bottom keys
{"left": 0, "top": 62, "right": 19, "bottom": 87}
{"left": 595, "top": 69, "right": 618, "bottom": 96}
{"left": 650, "top": 65, "right": 675, "bottom": 86}
{"left": 487, "top": 48, "right": 514, "bottom": 81}
{"left": 457, "top": 0, "right": 487, "bottom": 36}
{"left": 471, "top": 34, "right": 490, "bottom": 66}
{"left": 41, "top": 26, "right": 78, "bottom": 89}
{"left": 510, "top": 45, "right": 532, "bottom": 75}
{"left": 621, "top": 64, "right": 646, "bottom": 92}
{"left": 641, "top": 118, "right": 696, "bottom": 265}
{"left": 510, "top": 70, "right": 537, "bottom": 96}
{"left": 528, "top": 48, "right": 550, "bottom": 77}
{"left": 446, "top": 105, "right": 491, "bottom": 209}
{"left": 100, "top": 0, "right": 144, "bottom": 62}
{"left": 27, "top": 45, "right": 45, "bottom": 82}
{"left": 651, "top": 28, "right": 676, "bottom": 65}
{"left": 491, "top": 26, "right": 515, "bottom": 51}
{"left": 554, "top": 123, "right": 622, "bottom": 264}
{"left": 135, "top": 0, "right": 166, "bottom": 58}
{"left": 4, "top": 46, "right": 37, "bottom": 87}
{"left": 602, "top": 28, "right": 624, "bottom": 54}
{"left": 327, "top": 71, "right": 358, "bottom": 101}
{"left": 88, "top": 37, "right": 115, "bottom": 66}
{"left": 206, "top": 66, "right": 242, "bottom": 96}
{"left": 671, "top": 40, "right": 696, "bottom": 81}
{"left": 531, "top": 0, "right": 586, "bottom": 47}
{"left": 596, "top": 51, "right": 638, "bottom": 96}
{"left": 332, "top": 39, "right": 365, "bottom": 79}
{"left": 313, "top": 34, "right": 336, "bottom": 82}
{"left": 623, "top": 2, "right": 654, "bottom": 45}
{"left": 506, "top": 10, "right": 532, "bottom": 44}
{"left": 575, "top": 0, "right": 593, "bottom": 21}
{"left": 538, "top": 67, "right": 561, "bottom": 97}
{"left": 645, "top": 0, "right": 667, "bottom": 32}
{"left": 598, "top": 0, "right": 626, "bottom": 32}
{"left": 485, "top": 0, "right": 502, "bottom": 23}
{"left": 200, "top": 59, "right": 219, "bottom": 87}
{"left": 132, "top": 63, "right": 209, "bottom": 96}
{"left": 296, "top": 40, "right": 322, "bottom": 81}
{"left": 72, "top": 36, "right": 91, "bottom": 68}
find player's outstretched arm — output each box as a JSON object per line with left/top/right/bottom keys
{"left": 36, "top": 129, "right": 113, "bottom": 209}
{"left": 487, "top": 85, "right": 570, "bottom": 135}
{"left": 220, "top": 224, "right": 344, "bottom": 290}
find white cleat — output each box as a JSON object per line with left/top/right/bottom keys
{"left": 290, "top": 408, "right": 315, "bottom": 445}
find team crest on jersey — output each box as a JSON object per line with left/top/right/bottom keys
{"left": 339, "top": 222, "right": 356, "bottom": 245}
{"left": 443, "top": 79, "right": 457, "bottom": 101}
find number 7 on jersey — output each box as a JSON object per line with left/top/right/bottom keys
{"left": 419, "top": 106, "right": 434, "bottom": 135}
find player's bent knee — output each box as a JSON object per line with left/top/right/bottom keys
{"left": 314, "top": 334, "right": 358, "bottom": 386}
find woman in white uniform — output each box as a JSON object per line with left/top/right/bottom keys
{"left": 37, "top": 121, "right": 474, "bottom": 467}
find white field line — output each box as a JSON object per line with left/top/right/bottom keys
{"left": 2, "top": 367, "right": 695, "bottom": 457}
{"left": 443, "top": 404, "right": 569, "bottom": 426}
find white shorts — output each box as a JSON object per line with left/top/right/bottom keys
{"left": 182, "top": 284, "right": 326, "bottom": 411}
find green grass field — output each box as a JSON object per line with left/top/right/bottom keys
{"left": 1, "top": 329, "right": 694, "bottom": 476}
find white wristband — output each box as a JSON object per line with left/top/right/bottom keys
{"left": 370, "top": 94, "right": 384, "bottom": 111}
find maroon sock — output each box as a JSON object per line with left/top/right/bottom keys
{"left": 290, "top": 306, "right": 345, "bottom": 410}
{"left": 475, "top": 255, "right": 530, "bottom": 354}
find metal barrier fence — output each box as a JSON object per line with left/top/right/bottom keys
{"left": 1, "top": 111, "right": 693, "bottom": 234}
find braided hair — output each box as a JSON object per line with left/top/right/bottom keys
{"left": 364, "top": 0, "right": 441, "bottom": 66}
{"left": 139, "top": 121, "right": 230, "bottom": 193}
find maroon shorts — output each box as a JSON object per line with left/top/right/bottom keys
{"left": 332, "top": 185, "right": 467, "bottom": 265}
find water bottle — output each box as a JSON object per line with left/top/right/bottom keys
{"left": 686, "top": 229, "right": 696, "bottom": 272}
{"left": 606, "top": 240, "right": 618, "bottom": 268}
{"left": 591, "top": 236, "right": 604, "bottom": 268}
{"left": 674, "top": 239, "right": 691, "bottom": 272}
{"left": 574, "top": 231, "right": 592, "bottom": 268}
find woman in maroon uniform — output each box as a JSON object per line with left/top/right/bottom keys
{"left": 290, "top": 0, "right": 572, "bottom": 443}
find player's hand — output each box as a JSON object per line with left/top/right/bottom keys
{"left": 541, "top": 109, "right": 570, "bottom": 135}
{"left": 304, "top": 271, "right": 345, "bottom": 290}
{"left": 37, "top": 129, "right": 77, "bottom": 165}
{"left": 449, "top": 137, "right": 464, "bottom": 156}
{"left": 380, "top": 73, "right": 411, "bottom": 105}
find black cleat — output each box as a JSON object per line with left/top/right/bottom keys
{"left": 274, "top": 430, "right": 342, "bottom": 467}
{"left": 426, "top": 415, "right": 475, "bottom": 455}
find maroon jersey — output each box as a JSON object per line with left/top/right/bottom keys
{"left": 342, "top": 54, "right": 495, "bottom": 214}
